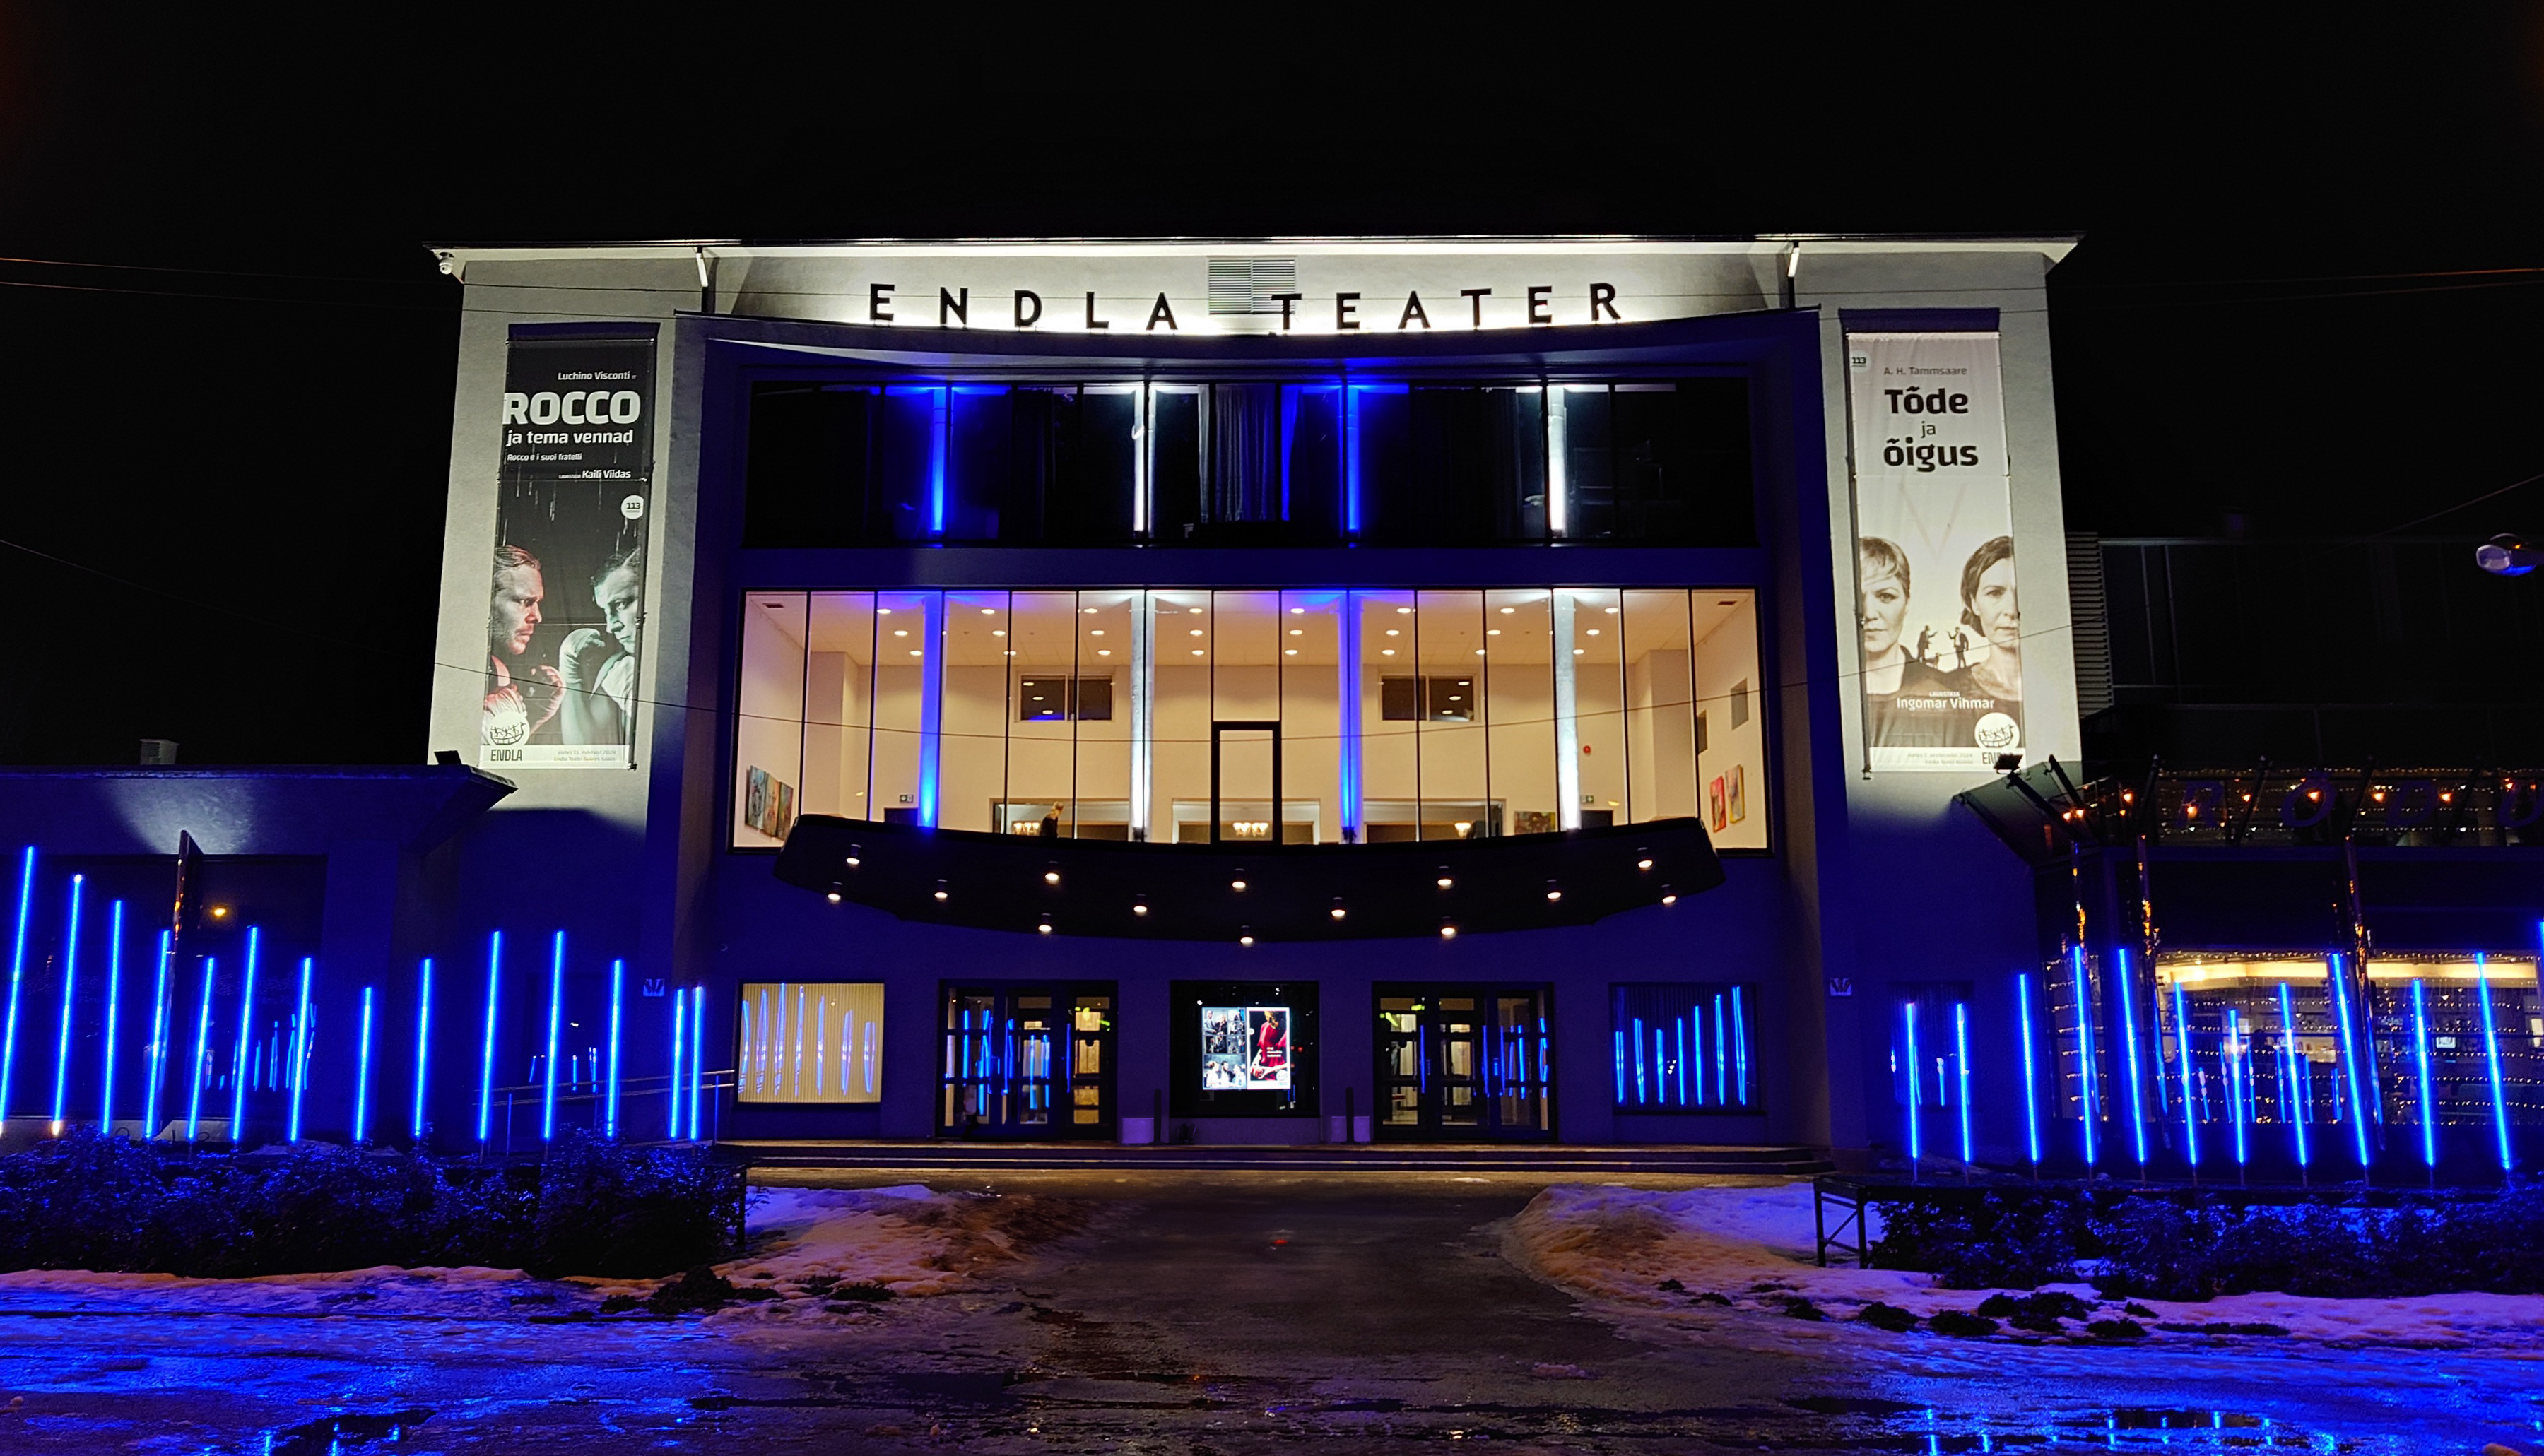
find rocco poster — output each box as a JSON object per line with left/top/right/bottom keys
{"left": 481, "top": 332, "right": 658, "bottom": 769}
{"left": 1845, "top": 331, "right": 2022, "bottom": 774}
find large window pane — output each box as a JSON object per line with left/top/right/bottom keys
{"left": 938, "top": 591, "right": 1010, "bottom": 832}
{"left": 946, "top": 386, "right": 1011, "bottom": 543}
{"left": 1213, "top": 590, "right": 1290, "bottom": 842}
{"left": 1486, "top": 589, "right": 1559, "bottom": 836}
{"left": 1693, "top": 591, "right": 1765, "bottom": 850}
{"left": 734, "top": 591, "right": 807, "bottom": 848}
{"left": 1565, "top": 588, "right": 1627, "bottom": 828}
{"left": 1281, "top": 590, "right": 1346, "bottom": 843}
{"left": 1282, "top": 385, "right": 1344, "bottom": 542}
{"left": 876, "top": 386, "right": 943, "bottom": 542}
{"left": 871, "top": 591, "right": 936, "bottom": 824}
{"left": 1152, "top": 589, "right": 1213, "bottom": 841}
{"left": 1002, "top": 592, "right": 1079, "bottom": 838}
{"left": 803, "top": 593, "right": 874, "bottom": 823}
{"left": 1060, "top": 388, "right": 1139, "bottom": 545}
{"left": 1148, "top": 387, "right": 1203, "bottom": 543}
{"left": 1073, "top": 591, "right": 1138, "bottom": 839}
{"left": 1623, "top": 588, "right": 1698, "bottom": 825}
{"left": 1418, "top": 591, "right": 1489, "bottom": 839}
{"left": 1358, "top": 589, "right": 1420, "bottom": 840}
{"left": 742, "top": 385, "right": 874, "bottom": 547}
{"left": 1349, "top": 384, "right": 1413, "bottom": 543}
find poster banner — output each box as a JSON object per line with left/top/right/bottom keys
{"left": 1200, "top": 1005, "right": 1292, "bottom": 1090}
{"left": 1845, "top": 331, "right": 2023, "bottom": 773}
{"left": 481, "top": 333, "right": 656, "bottom": 769}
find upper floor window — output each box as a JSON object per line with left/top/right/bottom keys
{"left": 742, "top": 377, "right": 1753, "bottom": 549}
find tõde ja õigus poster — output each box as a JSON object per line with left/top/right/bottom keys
{"left": 1845, "top": 331, "right": 2023, "bottom": 773}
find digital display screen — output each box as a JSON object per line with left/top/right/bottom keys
{"left": 736, "top": 981, "right": 884, "bottom": 1104}
{"left": 1200, "top": 1005, "right": 1292, "bottom": 1091}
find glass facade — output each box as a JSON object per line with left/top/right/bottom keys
{"left": 743, "top": 377, "right": 1753, "bottom": 549}
{"left": 734, "top": 588, "right": 1765, "bottom": 853}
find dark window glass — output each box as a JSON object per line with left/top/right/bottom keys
{"left": 1059, "top": 390, "right": 1138, "bottom": 545}
{"left": 1379, "top": 675, "right": 1476, "bottom": 723}
{"left": 876, "top": 386, "right": 939, "bottom": 542}
{"left": 1557, "top": 380, "right": 1753, "bottom": 547}
{"left": 1350, "top": 385, "right": 1415, "bottom": 544}
{"left": 743, "top": 383, "right": 876, "bottom": 547}
{"left": 1150, "top": 390, "right": 1203, "bottom": 542}
{"left": 1283, "top": 386, "right": 1344, "bottom": 542}
{"left": 947, "top": 387, "right": 1011, "bottom": 543}
{"left": 1017, "top": 676, "right": 1114, "bottom": 722}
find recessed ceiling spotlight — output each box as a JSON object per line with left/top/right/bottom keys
{"left": 1439, "top": 920, "right": 1458, "bottom": 940}
{"left": 1435, "top": 868, "right": 1453, "bottom": 889}
{"left": 932, "top": 880, "right": 948, "bottom": 902}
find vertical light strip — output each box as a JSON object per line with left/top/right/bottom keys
{"left": 230, "top": 927, "right": 259, "bottom": 1144}
{"left": 541, "top": 931, "right": 564, "bottom": 1142}
{"left": 353, "top": 986, "right": 375, "bottom": 1144}
{"left": 1954, "top": 1002, "right": 1974, "bottom": 1164}
{"left": 2328, "top": 954, "right": 2373, "bottom": 1170}
{"left": 2071, "top": 945, "right": 2099, "bottom": 1168}
{"left": 1545, "top": 386, "right": 1570, "bottom": 536}
{"left": 0, "top": 846, "right": 30, "bottom": 1121}
{"left": 688, "top": 985, "right": 705, "bottom": 1142}
{"left": 287, "top": 957, "right": 312, "bottom": 1143}
{"left": 2017, "top": 971, "right": 2042, "bottom": 1166}
{"left": 606, "top": 959, "right": 623, "bottom": 1139}
{"left": 2275, "top": 980, "right": 2308, "bottom": 1169}
{"left": 1712, "top": 993, "right": 1726, "bottom": 1104}
{"left": 2116, "top": 948, "right": 2148, "bottom": 1166}
{"left": 143, "top": 929, "right": 170, "bottom": 1139}
{"left": 49, "top": 874, "right": 84, "bottom": 1132}
{"left": 187, "top": 957, "right": 216, "bottom": 1142}
{"left": 412, "top": 958, "right": 433, "bottom": 1141}
{"left": 100, "top": 901, "right": 124, "bottom": 1134}
{"left": 1611, "top": 1029, "right": 1624, "bottom": 1105}
{"left": 929, "top": 385, "right": 948, "bottom": 536}
{"left": 475, "top": 930, "right": 500, "bottom": 1146}
{"left": 2410, "top": 977, "right": 2437, "bottom": 1171}
{"left": 669, "top": 988, "right": 685, "bottom": 1140}
{"left": 1553, "top": 591, "right": 1581, "bottom": 830}
{"left": 2173, "top": 980, "right": 2199, "bottom": 1170}
{"left": 2226, "top": 1009, "right": 2249, "bottom": 1168}
{"left": 2479, "top": 949, "right": 2514, "bottom": 1172}
{"left": 1732, "top": 986, "right": 1749, "bottom": 1104}
{"left": 917, "top": 593, "right": 943, "bottom": 827}
{"left": 1133, "top": 384, "right": 1151, "bottom": 538}
{"left": 1343, "top": 385, "right": 1362, "bottom": 535}
{"left": 1129, "top": 590, "right": 1153, "bottom": 843}
{"left": 1337, "top": 591, "right": 1362, "bottom": 842}
{"left": 1631, "top": 1015, "right": 1645, "bottom": 1103}
{"left": 1903, "top": 1000, "right": 1923, "bottom": 1161}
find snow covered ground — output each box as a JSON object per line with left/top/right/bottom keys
{"left": 0, "top": 1183, "right": 1080, "bottom": 1325}
{"left": 1505, "top": 1179, "right": 2544, "bottom": 1350}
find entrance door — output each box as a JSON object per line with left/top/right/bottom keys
{"left": 1374, "top": 986, "right": 1553, "bottom": 1140}
{"left": 940, "top": 984, "right": 1116, "bottom": 1138}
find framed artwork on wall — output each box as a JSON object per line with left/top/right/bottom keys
{"left": 1708, "top": 776, "right": 1727, "bottom": 831}
{"left": 1729, "top": 765, "right": 1746, "bottom": 824}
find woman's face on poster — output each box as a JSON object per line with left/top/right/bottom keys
{"left": 1859, "top": 568, "right": 1906, "bottom": 656}
{"left": 490, "top": 565, "right": 544, "bottom": 656}
{"left": 595, "top": 564, "right": 644, "bottom": 655}
{"left": 1973, "top": 559, "right": 2020, "bottom": 649}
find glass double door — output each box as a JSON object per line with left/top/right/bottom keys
{"left": 940, "top": 984, "right": 1115, "bottom": 1138}
{"left": 1375, "top": 985, "right": 1553, "bottom": 1140}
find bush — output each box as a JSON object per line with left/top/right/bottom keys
{"left": 1868, "top": 1179, "right": 2544, "bottom": 1301}
{"left": 0, "top": 1128, "right": 740, "bottom": 1279}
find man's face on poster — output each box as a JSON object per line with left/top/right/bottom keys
{"left": 491, "top": 565, "right": 545, "bottom": 656}
{"left": 596, "top": 564, "right": 643, "bottom": 656}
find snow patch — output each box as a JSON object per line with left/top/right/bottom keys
{"left": 1507, "top": 1180, "right": 2544, "bottom": 1350}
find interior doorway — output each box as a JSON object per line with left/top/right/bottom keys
{"left": 939, "top": 983, "right": 1116, "bottom": 1138}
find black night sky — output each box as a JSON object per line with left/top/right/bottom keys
{"left": 4, "top": 8, "right": 2542, "bottom": 767}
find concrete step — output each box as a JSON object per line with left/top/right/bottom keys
{"left": 728, "top": 1141, "right": 1833, "bottom": 1176}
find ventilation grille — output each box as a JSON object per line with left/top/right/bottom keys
{"left": 2066, "top": 531, "right": 2113, "bottom": 716}
{"left": 1208, "top": 257, "right": 1298, "bottom": 315}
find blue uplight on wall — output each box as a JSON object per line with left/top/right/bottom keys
{"left": 2173, "top": 981, "right": 2200, "bottom": 1172}
{"left": 476, "top": 931, "right": 501, "bottom": 1146}
{"left": 2328, "top": 955, "right": 2373, "bottom": 1171}
{"left": 0, "top": 846, "right": 30, "bottom": 1121}
{"left": 353, "top": 985, "right": 375, "bottom": 1145}
{"left": 670, "top": 988, "right": 686, "bottom": 1140}
{"left": 1953, "top": 1001, "right": 1974, "bottom": 1165}
{"left": 688, "top": 986, "right": 705, "bottom": 1141}
{"left": 412, "top": 958, "right": 433, "bottom": 1142}
{"left": 2410, "top": 978, "right": 2438, "bottom": 1171}
{"left": 143, "top": 930, "right": 170, "bottom": 1139}
{"left": 2116, "top": 949, "right": 2148, "bottom": 1167}
{"left": 1902, "top": 1000, "right": 1923, "bottom": 1162}
{"left": 542, "top": 931, "right": 564, "bottom": 1142}
{"left": 2481, "top": 947, "right": 2516, "bottom": 1173}
{"left": 287, "top": 957, "right": 312, "bottom": 1143}
{"left": 49, "top": 874, "right": 84, "bottom": 1132}
{"left": 2070, "top": 945, "right": 2099, "bottom": 1168}
{"left": 2273, "top": 979, "right": 2308, "bottom": 1171}
{"left": 2016, "top": 971, "right": 2042, "bottom": 1166}
{"left": 99, "top": 901, "right": 124, "bottom": 1135}
{"left": 2226, "top": 1008, "right": 2249, "bottom": 1170}
{"left": 606, "top": 958, "right": 623, "bottom": 1140}
{"left": 188, "top": 957, "right": 216, "bottom": 1142}
{"left": 230, "top": 927, "right": 260, "bottom": 1144}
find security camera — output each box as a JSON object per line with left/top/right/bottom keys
{"left": 2475, "top": 533, "right": 2536, "bottom": 577}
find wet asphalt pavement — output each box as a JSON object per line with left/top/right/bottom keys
{"left": 0, "top": 1171, "right": 2537, "bottom": 1452}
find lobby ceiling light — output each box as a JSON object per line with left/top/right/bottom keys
{"left": 1288, "top": 628, "right": 1302, "bottom": 636}
{"left": 1189, "top": 628, "right": 1204, "bottom": 637}
{"left": 1191, "top": 649, "right": 1206, "bottom": 656}
{"left": 1188, "top": 607, "right": 1205, "bottom": 615}
{"left": 1605, "top": 606, "right": 1619, "bottom": 615}
{"left": 1500, "top": 606, "right": 1515, "bottom": 615}
{"left": 1283, "top": 649, "right": 1297, "bottom": 656}
{"left": 1382, "top": 649, "right": 1396, "bottom": 656}
{"left": 1082, "top": 606, "right": 1098, "bottom": 614}
{"left": 1290, "top": 606, "right": 1305, "bottom": 614}
{"left": 1100, "top": 649, "right": 1113, "bottom": 656}
{"left": 1396, "top": 607, "right": 1413, "bottom": 615}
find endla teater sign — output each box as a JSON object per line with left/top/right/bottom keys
{"left": 854, "top": 282, "right": 1630, "bottom": 332}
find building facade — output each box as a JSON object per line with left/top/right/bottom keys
{"left": 7, "top": 236, "right": 2127, "bottom": 1164}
